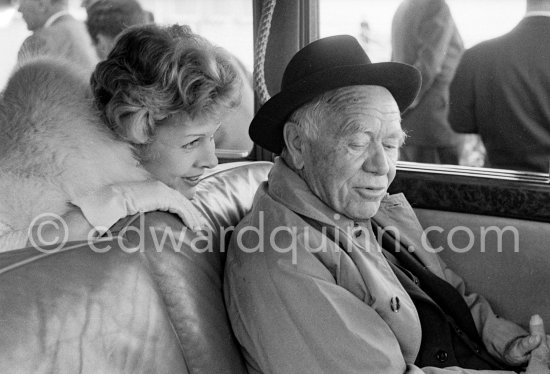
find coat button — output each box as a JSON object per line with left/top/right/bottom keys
{"left": 390, "top": 296, "right": 400, "bottom": 312}
{"left": 353, "top": 223, "right": 362, "bottom": 238}
{"left": 435, "top": 350, "right": 448, "bottom": 363}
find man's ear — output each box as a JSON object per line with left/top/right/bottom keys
{"left": 37, "top": 0, "right": 52, "bottom": 12}
{"left": 283, "top": 121, "right": 305, "bottom": 170}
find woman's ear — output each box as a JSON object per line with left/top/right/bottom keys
{"left": 282, "top": 121, "right": 305, "bottom": 170}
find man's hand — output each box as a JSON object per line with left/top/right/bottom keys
{"left": 504, "top": 334, "right": 543, "bottom": 366}
{"left": 525, "top": 315, "right": 550, "bottom": 374}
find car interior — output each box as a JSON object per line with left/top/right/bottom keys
{"left": 0, "top": 0, "right": 549, "bottom": 372}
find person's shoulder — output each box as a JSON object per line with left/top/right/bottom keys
{"left": 51, "top": 13, "right": 80, "bottom": 27}
{"left": 18, "top": 31, "right": 47, "bottom": 54}
{"left": 458, "top": 37, "right": 503, "bottom": 68}
{"left": 48, "top": 15, "right": 89, "bottom": 35}
{"left": 464, "top": 23, "right": 526, "bottom": 59}
{"left": 18, "top": 25, "right": 69, "bottom": 59}
{"left": 227, "top": 188, "right": 296, "bottom": 264}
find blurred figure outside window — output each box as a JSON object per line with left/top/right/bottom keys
{"left": 449, "top": 0, "right": 550, "bottom": 173}
{"left": 17, "top": 0, "right": 97, "bottom": 71}
{"left": 391, "top": 0, "right": 465, "bottom": 165}
{"left": 85, "top": 0, "right": 253, "bottom": 155}
{"left": 85, "top": 0, "right": 152, "bottom": 59}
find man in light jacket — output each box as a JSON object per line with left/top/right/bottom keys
{"left": 17, "top": 0, "right": 98, "bottom": 71}
{"left": 224, "top": 35, "right": 550, "bottom": 373}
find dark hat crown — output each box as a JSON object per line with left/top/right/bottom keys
{"left": 250, "top": 35, "right": 421, "bottom": 154}
{"left": 281, "top": 35, "right": 371, "bottom": 91}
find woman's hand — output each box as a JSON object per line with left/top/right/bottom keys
{"left": 71, "top": 181, "right": 207, "bottom": 234}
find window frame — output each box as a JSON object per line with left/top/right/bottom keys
{"left": 252, "top": 0, "right": 550, "bottom": 221}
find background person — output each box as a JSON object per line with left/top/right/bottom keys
{"left": 449, "top": 0, "right": 550, "bottom": 173}
{"left": 391, "top": 0, "right": 465, "bottom": 164}
{"left": 86, "top": 1, "right": 254, "bottom": 155}
{"left": 224, "top": 35, "right": 550, "bottom": 373}
{"left": 17, "top": 0, "right": 98, "bottom": 71}
{"left": 85, "top": 0, "right": 152, "bottom": 60}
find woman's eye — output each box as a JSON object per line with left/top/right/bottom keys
{"left": 182, "top": 138, "right": 200, "bottom": 150}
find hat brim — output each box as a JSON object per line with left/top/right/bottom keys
{"left": 250, "top": 62, "right": 421, "bottom": 154}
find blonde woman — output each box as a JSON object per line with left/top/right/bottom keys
{"left": 0, "top": 24, "right": 241, "bottom": 251}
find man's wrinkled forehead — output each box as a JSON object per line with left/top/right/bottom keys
{"left": 322, "top": 85, "right": 402, "bottom": 136}
{"left": 326, "top": 85, "right": 400, "bottom": 115}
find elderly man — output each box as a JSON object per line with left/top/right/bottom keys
{"left": 224, "top": 35, "right": 550, "bottom": 373}
{"left": 17, "top": 0, "right": 97, "bottom": 70}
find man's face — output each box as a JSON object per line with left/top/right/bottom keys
{"left": 299, "top": 86, "right": 403, "bottom": 221}
{"left": 18, "top": 0, "right": 47, "bottom": 31}
{"left": 94, "top": 33, "right": 115, "bottom": 60}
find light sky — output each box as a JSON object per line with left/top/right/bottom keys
{"left": 320, "top": 0, "right": 525, "bottom": 62}
{"left": 0, "top": 0, "right": 525, "bottom": 88}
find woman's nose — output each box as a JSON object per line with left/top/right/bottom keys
{"left": 196, "top": 139, "right": 218, "bottom": 169}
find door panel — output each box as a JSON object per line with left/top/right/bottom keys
{"left": 415, "top": 208, "right": 550, "bottom": 328}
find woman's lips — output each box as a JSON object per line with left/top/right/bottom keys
{"left": 182, "top": 175, "right": 202, "bottom": 186}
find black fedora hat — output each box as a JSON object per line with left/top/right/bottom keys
{"left": 249, "top": 35, "right": 421, "bottom": 154}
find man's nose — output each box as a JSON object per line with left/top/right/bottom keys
{"left": 196, "top": 140, "right": 218, "bottom": 169}
{"left": 362, "top": 143, "right": 390, "bottom": 175}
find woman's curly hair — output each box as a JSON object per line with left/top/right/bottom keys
{"left": 90, "top": 24, "right": 241, "bottom": 145}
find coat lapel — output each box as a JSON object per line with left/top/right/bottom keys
{"left": 373, "top": 193, "right": 446, "bottom": 279}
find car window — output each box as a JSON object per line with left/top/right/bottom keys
{"left": 319, "top": 0, "right": 550, "bottom": 176}
{"left": 0, "top": 0, "right": 253, "bottom": 158}
{"left": 0, "top": 0, "right": 252, "bottom": 89}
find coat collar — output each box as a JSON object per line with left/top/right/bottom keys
{"left": 267, "top": 157, "right": 357, "bottom": 233}
{"left": 267, "top": 157, "right": 444, "bottom": 277}
{"left": 43, "top": 10, "right": 70, "bottom": 28}
{"left": 525, "top": 11, "right": 550, "bottom": 18}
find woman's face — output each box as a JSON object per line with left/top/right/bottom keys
{"left": 141, "top": 113, "right": 219, "bottom": 199}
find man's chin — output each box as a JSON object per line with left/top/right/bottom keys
{"left": 345, "top": 201, "right": 381, "bottom": 221}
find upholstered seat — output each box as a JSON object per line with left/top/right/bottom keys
{"left": 0, "top": 161, "right": 272, "bottom": 374}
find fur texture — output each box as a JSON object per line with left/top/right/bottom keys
{"left": 0, "top": 57, "right": 149, "bottom": 232}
